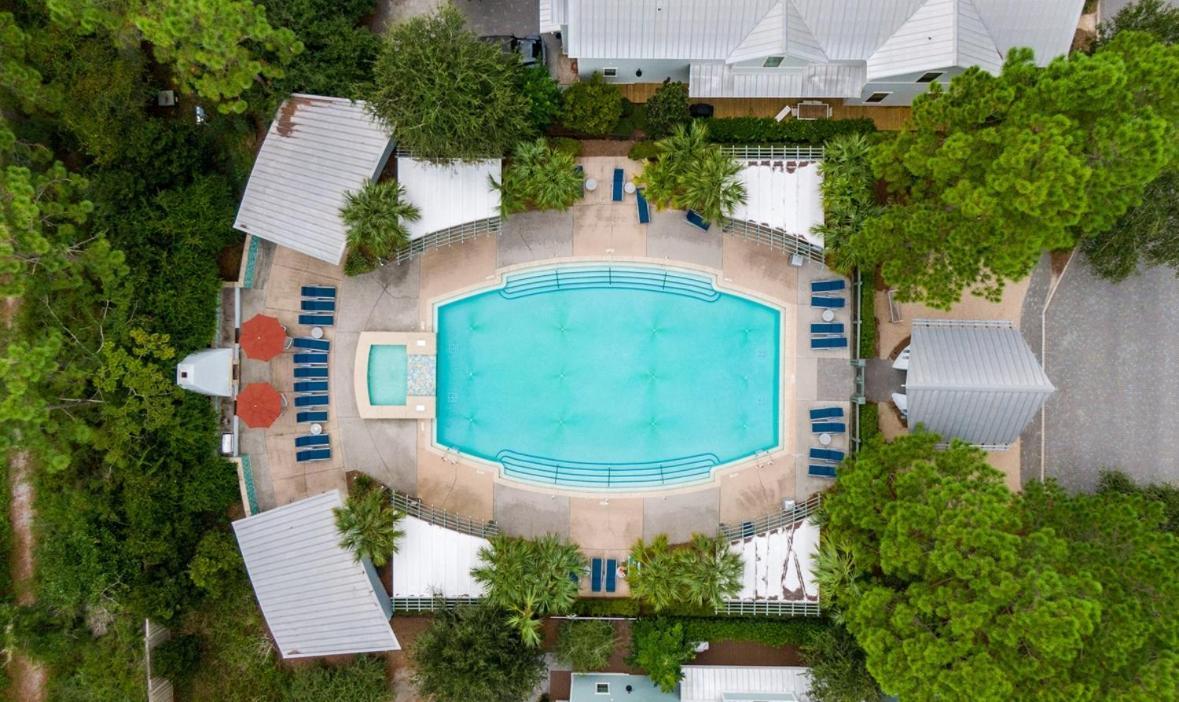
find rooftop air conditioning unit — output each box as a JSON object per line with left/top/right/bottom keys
{"left": 157, "top": 90, "right": 175, "bottom": 107}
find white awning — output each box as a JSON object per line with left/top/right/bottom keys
{"left": 729, "top": 517, "right": 820, "bottom": 603}
{"left": 681, "top": 666, "right": 813, "bottom": 702}
{"left": 176, "top": 348, "right": 234, "bottom": 397}
{"left": 730, "top": 162, "right": 825, "bottom": 247}
{"left": 397, "top": 157, "right": 501, "bottom": 241}
{"left": 391, "top": 515, "right": 489, "bottom": 599}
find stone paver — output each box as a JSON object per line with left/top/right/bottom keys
{"left": 642, "top": 489, "right": 718, "bottom": 543}
{"left": 569, "top": 497, "right": 643, "bottom": 551}
{"left": 338, "top": 417, "right": 419, "bottom": 494}
{"left": 722, "top": 235, "right": 798, "bottom": 301}
{"left": 499, "top": 210, "right": 574, "bottom": 268}
{"left": 416, "top": 445, "right": 495, "bottom": 521}
{"left": 418, "top": 234, "right": 498, "bottom": 325}
{"left": 454, "top": 0, "right": 538, "bottom": 36}
{"left": 493, "top": 484, "right": 571, "bottom": 539}
{"left": 645, "top": 212, "right": 723, "bottom": 269}
{"left": 718, "top": 462, "right": 794, "bottom": 523}
{"left": 815, "top": 359, "right": 854, "bottom": 401}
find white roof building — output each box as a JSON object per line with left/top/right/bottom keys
{"left": 730, "top": 161, "right": 825, "bottom": 247}
{"left": 234, "top": 95, "right": 394, "bottom": 264}
{"left": 681, "top": 666, "right": 814, "bottom": 702}
{"left": 232, "top": 490, "right": 400, "bottom": 658}
{"left": 396, "top": 157, "right": 501, "bottom": 241}
{"left": 175, "top": 348, "right": 234, "bottom": 397}
{"left": 391, "top": 515, "right": 489, "bottom": 600}
{"left": 729, "top": 517, "right": 820, "bottom": 606}
{"left": 549, "top": 0, "right": 1083, "bottom": 104}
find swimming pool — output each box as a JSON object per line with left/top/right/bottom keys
{"left": 435, "top": 265, "right": 782, "bottom": 488}
{"left": 368, "top": 344, "right": 408, "bottom": 405}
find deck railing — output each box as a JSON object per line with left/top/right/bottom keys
{"left": 720, "top": 144, "right": 826, "bottom": 161}
{"left": 717, "top": 493, "right": 822, "bottom": 540}
{"left": 721, "top": 220, "right": 826, "bottom": 265}
{"left": 390, "top": 490, "right": 500, "bottom": 539}
{"left": 717, "top": 600, "right": 821, "bottom": 617}
{"left": 392, "top": 596, "right": 482, "bottom": 612}
{"left": 392, "top": 217, "right": 501, "bottom": 265}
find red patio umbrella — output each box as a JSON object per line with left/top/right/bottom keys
{"left": 241, "top": 314, "right": 287, "bottom": 361}
{"left": 237, "top": 382, "right": 283, "bottom": 428}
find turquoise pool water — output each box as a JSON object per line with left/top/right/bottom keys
{"left": 435, "top": 266, "right": 781, "bottom": 488}
{"left": 368, "top": 344, "right": 408, "bottom": 406}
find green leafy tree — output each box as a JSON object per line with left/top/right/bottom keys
{"left": 680, "top": 533, "right": 742, "bottom": 609}
{"left": 366, "top": 4, "right": 532, "bottom": 160}
{"left": 557, "top": 620, "right": 616, "bottom": 671}
{"left": 644, "top": 80, "right": 689, "bottom": 138}
{"left": 333, "top": 483, "right": 405, "bottom": 567}
{"left": 803, "top": 623, "right": 882, "bottom": 702}
{"left": 340, "top": 179, "right": 420, "bottom": 276}
{"left": 1082, "top": 169, "right": 1179, "bottom": 280}
{"left": 472, "top": 534, "right": 585, "bottom": 646}
{"left": 1098, "top": 0, "right": 1179, "bottom": 45}
{"left": 492, "top": 138, "right": 583, "bottom": 214}
{"left": 188, "top": 531, "right": 244, "bottom": 599}
{"left": 410, "top": 604, "right": 546, "bottom": 702}
{"left": 559, "top": 72, "right": 623, "bottom": 136}
{"left": 813, "top": 132, "right": 879, "bottom": 273}
{"left": 521, "top": 64, "right": 562, "bottom": 132}
{"left": 628, "top": 619, "right": 698, "bottom": 693}
{"left": 260, "top": 0, "right": 380, "bottom": 102}
{"left": 1096, "top": 469, "right": 1179, "bottom": 533}
{"left": 636, "top": 121, "right": 746, "bottom": 224}
{"left": 841, "top": 34, "right": 1179, "bottom": 308}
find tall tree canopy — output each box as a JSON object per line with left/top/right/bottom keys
{"left": 824, "top": 433, "right": 1179, "bottom": 701}
{"left": 834, "top": 32, "right": 1179, "bottom": 308}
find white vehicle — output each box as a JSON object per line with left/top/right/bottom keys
{"left": 891, "top": 392, "right": 909, "bottom": 421}
{"left": 892, "top": 345, "right": 911, "bottom": 371}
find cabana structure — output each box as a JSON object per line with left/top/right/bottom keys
{"left": 176, "top": 348, "right": 234, "bottom": 397}
{"left": 233, "top": 95, "right": 394, "bottom": 264}
{"left": 729, "top": 159, "right": 825, "bottom": 249}
{"left": 232, "top": 490, "right": 400, "bottom": 658}
{"left": 905, "top": 319, "right": 1054, "bottom": 449}
{"left": 396, "top": 156, "right": 501, "bottom": 242}
{"left": 680, "top": 666, "right": 813, "bottom": 702}
{"left": 390, "top": 513, "right": 490, "bottom": 609}
{"left": 726, "top": 503, "right": 821, "bottom": 616}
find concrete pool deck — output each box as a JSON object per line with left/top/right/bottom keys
{"left": 239, "top": 155, "right": 853, "bottom": 547}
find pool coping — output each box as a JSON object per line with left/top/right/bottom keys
{"left": 420, "top": 257, "right": 793, "bottom": 495}
{"left": 353, "top": 331, "right": 437, "bottom": 419}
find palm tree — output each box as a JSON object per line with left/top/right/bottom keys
{"left": 491, "top": 138, "right": 583, "bottom": 214}
{"left": 681, "top": 533, "right": 743, "bottom": 609}
{"left": 340, "top": 179, "right": 421, "bottom": 276}
{"left": 636, "top": 121, "right": 746, "bottom": 223}
{"left": 811, "top": 537, "right": 861, "bottom": 624}
{"left": 627, "top": 535, "right": 684, "bottom": 612}
{"left": 333, "top": 485, "right": 405, "bottom": 567}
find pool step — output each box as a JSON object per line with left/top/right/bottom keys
{"left": 496, "top": 450, "right": 720, "bottom": 488}
{"left": 501, "top": 267, "right": 720, "bottom": 302}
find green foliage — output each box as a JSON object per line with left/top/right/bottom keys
{"left": 472, "top": 534, "right": 586, "bottom": 646}
{"left": 521, "top": 64, "right": 562, "bottom": 132}
{"left": 803, "top": 623, "right": 882, "bottom": 702}
{"left": 557, "top": 620, "right": 617, "bottom": 671}
{"left": 611, "top": 99, "right": 648, "bottom": 138}
{"left": 284, "top": 657, "right": 392, "bottom": 702}
{"left": 547, "top": 136, "right": 583, "bottom": 158}
{"left": 341, "top": 179, "right": 420, "bottom": 276}
{"left": 636, "top": 122, "right": 746, "bottom": 224}
{"left": 1096, "top": 469, "right": 1179, "bottom": 533}
{"left": 45, "top": 616, "right": 147, "bottom": 702}
{"left": 813, "top": 133, "right": 880, "bottom": 275}
{"left": 572, "top": 597, "right": 642, "bottom": 617}
{"left": 627, "top": 532, "right": 742, "bottom": 612}
{"left": 846, "top": 35, "right": 1179, "bottom": 308}
{"left": 493, "top": 138, "right": 584, "bottom": 215}
{"left": 628, "top": 619, "right": 698, "bottom": 693}
{"left": 628, "top": 140, "right": 661, "bottom": 161}
{"left": 333, "top": 483, "right": 405, "bottom": 567}
{"left": 153, "top": 634, "right": 202, "bottom": 686}
{"left": 259, "top": 0, "right": 379, "bottom": 102}
{"left": 1099, "top": 0, "right": 1179, "bottom": 45}
{"left": 559, "top": 72, "right": 623, "bottom": 136}
{"left": 701, "top": 117, "right": 876, "bottom": 145}
{"left": 644, "top": 81, "right": 690, "bottom": 138}
{"left": 411, "top": 604, "right": 546, "bottom": 702}
{"left": 188, "top": 530, "right": 245, "bottom": 599}
{"left": 367, "top": 5, "right": 532, "bottom": 159}
{"left": 672, "top": 616, "right": 828, "bottom": 648}
{"left": 857, "top": 404, "right": 879, "bottom": 442}
{"left": 1082, "top": 169, "right": 1179, "bottom": 280}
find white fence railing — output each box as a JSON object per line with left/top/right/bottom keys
{"left": 720, "top": 144, "right": 826, "bottom": 161}
{"left": 392, "top": 218, "right": 501, "bottom": 265}
{"left": 721, "top": 220, "right": 826, "bottom": 264}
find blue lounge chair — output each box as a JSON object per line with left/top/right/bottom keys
{"left": 810, "top": 447, "right": 846, "bottom": 463}
{"left": 605, "top": 559, "right": 617, "bottom": 593}
{"left": 612, "top": 168, "right": 624, "bottom": 202}
{"left": 811, "top": 336, "right": 849, "bottom": 350}
{"left": 301, "top": 299, "right": 336, "bottom": 312}
{"left": 293, "top": 380, "right": 327, "bottom": 393}
{"left": 294, "top": 434, "right": 330, "bottom": 448}
{"left": 299, "top": 314, "right": 334, "bottom": 326}
{"left": 811, "top": 279, "right": 846, "bottom": 294}
{"left": 686, "top": 210, "right": 710, "bottom": 231}
{"left": 293, "top": 353, "right": 328, "bottom": 366}
{"left": 294, "top": 394, "right": 328, "bottom": 408}
{"left": 296, "top": 448, "right": 331, "bottom": 462}
{"left": 296, "top": 410, "right": 328, "bottom": 423}
{"left": 301, "top": 285, "right": 337, "bottom": 299}
{"left": 292, "top": 337, "right": 330, "bottom": 352}
{"left": 294, "top": 366, "right": 328, "bottom": 378}
{"left": 808, "top": 464, "right": 838, "bottom": 479}
{"left": 740, "top": 521, "right": 755, "bottom": 538}
{"left": 811, "top": 296, "right": 846, "bottom": 308}
{"left": 574, "top": 164, "right": 584, "bottom": 177}
{"left": 810, "top": 323, "right": 845, "bottom": 335}
{"left": 636, "top": 188, "right": 650, "bottom": 224}
{"left": 812, "top": 422, "right": 847, "bottom": 433}
{"left": 590, "top": 557, "right": 603, "bottom": 592}
{"left": 809, "top": 407, "right": 845, "bottom": 421}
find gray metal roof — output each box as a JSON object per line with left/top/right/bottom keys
{"left": 690, "top": 62, "right": 864, "bottom": 98}
{"left": 233, "top": 490, "right": 400, "bottom": 658}
{"left": 908, "top": 319, "right": 1054, "bottom": 448}
{"left": 233, "top": 95, "right": 394, "bottom": 264}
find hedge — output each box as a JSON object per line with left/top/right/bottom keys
{"left": 671, "top": 617, "right": 830, "bottom": 648}
{"left": 702, "top": 117, "right": 876, "bottom": 145}
{"left": 858, "top": 403, "right": 880, "bottom": 441}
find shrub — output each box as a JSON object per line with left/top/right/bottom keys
{"left": 1081, "top": 169, "right": 1179, "bottom": 281}
{"left": 521, "top": 64, "right": 562, "bottom": 132}
{"left": 644, "top": 81, "right": 690, "bottom": 138}
{"left": 188, "top": 531, "right": 243, "bottom": 600}
{"left": 1097, "top": 470, "right": 1179, "bottom": 533}
{"left": 560, "top": 73, "right": 623, "bottom": 136}
{"left": 702, "top": 117, "right": 876, "bottom": 145}
{"left": 557, "top": 620, "right": 617, "bottom": 671}
{"left": 260, "top": 0, "right": 381, "bottom": 102}
{"left": 611, "top": 99, "right": 648, "bottom": 138}
{"left": 628, "top": 141, "right": 661, "bottom": 161}
{"left": 494, "top": 139, "right": 584, "bottom": 215}
{"left": 857, "top": 404, "right": 880, "bottom": 442}
{"left": 572, "top": 598, "right": 642, "bottom": 617}
{"left": 284, "top": 656, "right": 391, "bottom": 701}
{"left": 672, "top": 616, "right": 829, "bottom": 648}
{"left": 857, "top": 274, "right": 877, "bottom": 359}
{"left": 340, "top": 180, "right": 421, "bottom": 277}
{"left": 547, "top": 136, "right": 583, "bottom": 158}
{"left": 152, "top": 634, "right": 202, "bottom": 686}
{"left": 803, "top": 624, "right": 882, "bottom": 702}
{"left": 628, "top": 619, "right": 698, "bottom": 693}
{"left": 636, "top": 122, "right": 746, "bottom": 224}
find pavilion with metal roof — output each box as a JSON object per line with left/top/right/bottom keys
{"left": 907, "top": 319, "right": 1054, "bottom": 449}
{"left": 232, "top": 490, "right": 400, "bottom": 658}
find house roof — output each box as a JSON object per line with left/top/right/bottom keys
{"left": 233, "top": 95, "right": 394, "bottom": 264}
{"left": 680, "top": 666, "right": 813, "bottom": 702}
{"left": 728, "top": 162, "right": 825, "bottom": 246}
{"left": 391, "top": 515, "right": 489, "bottom": 599}
{"left": 232, "top": 490, "right": 400, "bottom": 658}
{"left": 175, "top": 348, "right": 234, "bottom": 397}
{"left": 396, "top": 157, "right": 501, "bottom": 241}
{"left": 565, "top": 0, "right": 1081, "bottom": 73}
{"left": 729, "top": 517, "right": 820, "bottom": 604}
{"left": 907, "top": 319, "right": 1055, "bottom": 447}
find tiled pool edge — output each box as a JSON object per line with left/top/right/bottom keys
{"left": 353, "top": 331, "right": 438, "bottom": 419}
